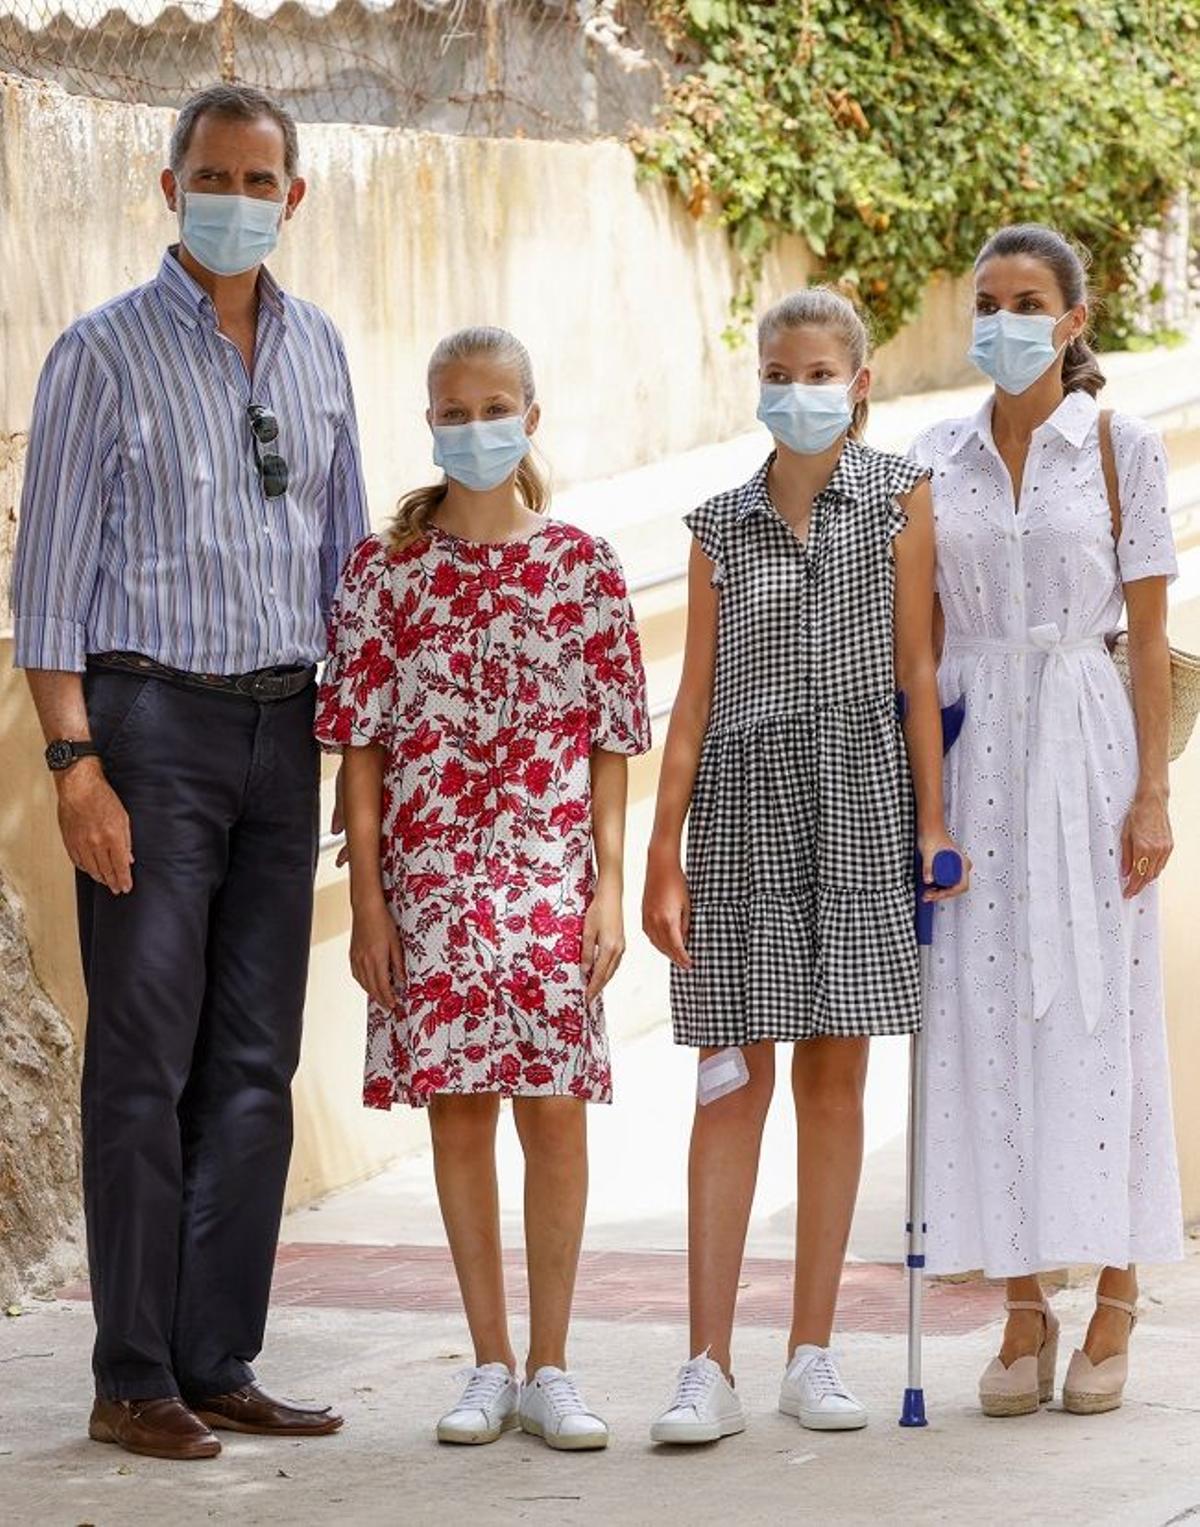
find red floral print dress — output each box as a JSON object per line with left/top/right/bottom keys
{"left": 316, "top": 521, "right": 651, "bottom": 1110}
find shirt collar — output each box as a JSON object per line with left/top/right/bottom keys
{"left": 735, "top": 457, "right": 775, "bottom": 521}
{"left": 947, "top": 395, "right": 996, "bottom": 458}
{"left": 735, "top": 440, "right": 865, "bottom": 521}
{"left": 947, "top": 388, "right": 1098, "bottom": 457}
{"left": 1041, "top": 388, "right": 1098, "bottom": 447}
{"left": 157, "top": 246, "right": 287, "bottom": 331}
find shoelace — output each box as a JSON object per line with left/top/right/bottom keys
{"left": 799, "top": 1351, "right": 850, "bottom": 1401}
{"left": 456, "top": 1366, "right": 511, "bottom": 1412}
{"left": 672, "top": 1359, "right": 719, "bottom": 1410}
{"left": 537, "top": 1370, "right": 591, "bottom": 1421}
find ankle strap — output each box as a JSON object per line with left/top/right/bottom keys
{"left": 1097, "top": 1294, "right": 1138, "bottom": 1319}
{"left": 1004, "top": 1300, "right": 1048, "bottom": 1313}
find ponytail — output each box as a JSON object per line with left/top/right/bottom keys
{"left": 1060, "top": 335, "right": 1106, "bottom": 398}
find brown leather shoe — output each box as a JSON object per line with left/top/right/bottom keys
{"left": 89, "top": 1397, "right": 221, "bottom": 1460}
{"left": 190, "top": 1382, "right": 344, "bottom": 1436}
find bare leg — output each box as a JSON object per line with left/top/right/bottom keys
{"left": 788, "top": 1037, "right": 869, "bottom": 1354}
{"left": 512, "top": 1096, "right": 588, "bottom": 1379}
{"left": 1085, "top": 1264, "right": 1139, "bottom": 1363}
{"left": 1000, "top": 1274, "right": 1046, "bottom": 1364}
{"left": 687, "top": 1042, "right": 776, "bottom": 1377}
{"left": 429, "top": 1094, "right": 516, "bottom": 1371}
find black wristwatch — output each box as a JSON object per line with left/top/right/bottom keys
{"left": 45, "top": 739, "right": 101, "bottom": 772}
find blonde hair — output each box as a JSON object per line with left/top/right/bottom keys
{"left": 388, "top": 326, "right": 551, "bottom": 552}
{"left": 758, "top": 286, "right": 872, "bottom": 438}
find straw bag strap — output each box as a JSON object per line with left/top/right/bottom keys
{"left": 1098, "top": 407, "right": 1121, "bottom": 546}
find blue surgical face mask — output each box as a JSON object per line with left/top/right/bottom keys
{"left": 180, "top": 191, "right": 285, "bottom": 277}
{"left": 431, "top": 412, "right": 532, "bottom": 492}
{"left": 968, "top": 310, "right": 1071, "bottom": 395}
{"left": 756, "top": 375, "right": 858, "bottom": 455}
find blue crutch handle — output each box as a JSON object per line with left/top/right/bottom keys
{"left": 914, "top": 849, "right": 963, "bottom": 947}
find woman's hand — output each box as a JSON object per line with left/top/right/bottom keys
{"left": 643, "top": 847, "right": 693, "bottom": 969}
{"left": 332, "top": 761, "right": 351, "bottom": 869}
{"left": 350, "top": 894, "right": 406, "bottom": 1008}
{"left": 582, "top": 876, "right": 625, "bottom": 1003}
{"left": 918, "top": 825, "right": 972, "bottom": 903}
{"left": 1121, "top": 788, "right": 1172, "bottom": 899}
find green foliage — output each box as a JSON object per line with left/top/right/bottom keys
{"left": 634, "top": 1, "right": 1200, "bottom": 347}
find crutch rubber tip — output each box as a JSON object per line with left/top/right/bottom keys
{"left": 899, "top": 1389, "right": 928, "bottom": 1428}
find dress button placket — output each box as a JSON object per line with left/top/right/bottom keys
{"left": 1013, "top": 450, "right": 1033, "bottom": 1017}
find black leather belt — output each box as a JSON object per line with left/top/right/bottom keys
{"left": 87, "top": 651, "right": 316, "bottom": 704}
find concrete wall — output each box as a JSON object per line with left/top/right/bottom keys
{"left": 0, "top": 75, "right": 985, "bottom": 1259}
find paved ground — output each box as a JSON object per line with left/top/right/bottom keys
{"left": 7, "top": 1017, "right": 1200, "bottom": 1527}
{"left": 4, "top": 1251, "right": 1200, "bottom": 1527}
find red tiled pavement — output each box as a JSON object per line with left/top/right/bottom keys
{"left": 61, "top": 1244, "right": 998, "bottom": 1335}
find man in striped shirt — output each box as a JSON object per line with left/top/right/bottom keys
{"left": 10, "top": 84, "right": 368, "bottom": 1461}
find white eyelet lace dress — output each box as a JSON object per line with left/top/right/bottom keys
{"left": 910, "top": 390, "right": 1184, "bottom": 1277}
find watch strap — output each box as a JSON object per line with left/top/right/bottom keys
{"left": 45, "top": 739, "right": 101, "bottom": 771}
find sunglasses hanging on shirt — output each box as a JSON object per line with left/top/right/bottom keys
{"left": 247, "top": 404, "right": 289, "bottom": 498}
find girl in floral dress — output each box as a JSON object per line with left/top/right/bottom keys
{"left": 317, "top": 328, "right": 650, "bottom": 1451}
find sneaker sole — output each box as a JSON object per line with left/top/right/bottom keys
{"left": 779, "top": 1396, "right": 868, "bottom": 1431}
{"left": 520, "top": 1416, "right": 609, "bottom": 1451}
{"left": 437, "top": 1412, "right": 520, "bottom": 1445}
{"left": 650, "top": 1414, "right": 747, "bottom": 1445}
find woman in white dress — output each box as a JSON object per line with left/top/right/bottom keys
{"left": 911, "top": 224, "right": 1183, "bottom": 1417}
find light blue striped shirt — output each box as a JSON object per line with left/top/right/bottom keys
{"left": 10, "top": 248, "right": 369, "bottom": 674}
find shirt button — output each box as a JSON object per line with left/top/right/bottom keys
{"left": 268, "top": 586, "right": 277, "bottom": 596}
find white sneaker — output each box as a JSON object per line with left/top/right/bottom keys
{"left": 650, "top": 1353, "right": 747, "bottom": 1445}
{"left": 436, "top": 1362, "right": 520, "bottom": 1444}
{"left": 779, "top": 1345, "right": 868, "bottom": 1431}
{"left": 519, "top": 1367, "right": 609, "bottom": 1451}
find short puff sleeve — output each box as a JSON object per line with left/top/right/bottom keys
{"left": 683, "top": 496, "right": 726, "bottom": 587}
{"left": 886, "top": 453, "right": 931, "bottom": 542}
{"left": 315, "top": 535, "right": 399, "bottom": 750}
{"left": 1111, "top": 415, "right": 1177, "bottom": 584}
{"left": 583, "top": 536, "right": 652, "bottom": 756}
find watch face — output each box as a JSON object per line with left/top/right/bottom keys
{"left": 47, "top": 741, "right": 75, "bottom": 770}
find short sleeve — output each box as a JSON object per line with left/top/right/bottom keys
{"left": 886, "top": 453, "right": 931, "bottom": 541}
{"left": 906, "top": 425, "right": 937, "bottom": 475}
{"left": 1111, "top": 415, "right": 1177, "bottom": 584}
{"left": 583, "top": 537, "right": 652, "bottom": 756}
{"left": 315, "top": 535, "right": 398, "bottom": 750}
{"left": 683, "top": 498, "right": 725, "bottom": 587}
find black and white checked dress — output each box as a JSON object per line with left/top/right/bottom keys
{"left": 671, "top": 442, "right": 930, "bottom": 1046}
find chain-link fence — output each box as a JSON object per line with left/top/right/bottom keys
{"left": 0, "top": 0, "right": 679, "bottom": 135}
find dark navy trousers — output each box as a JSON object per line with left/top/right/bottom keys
{"left": 78, "top": 670, "right": 319, "bottom": 1401}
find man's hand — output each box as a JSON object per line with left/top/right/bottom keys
{"left": 56, "top": 758, "right": 134, "bottom": 894}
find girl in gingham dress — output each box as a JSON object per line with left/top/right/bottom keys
{"left": 644, "top": 289, "right": 969, "bottom": 1443}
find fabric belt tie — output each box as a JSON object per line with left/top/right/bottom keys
{"left": 943, "top": 625, "right": 1109, "bottom": 1035}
